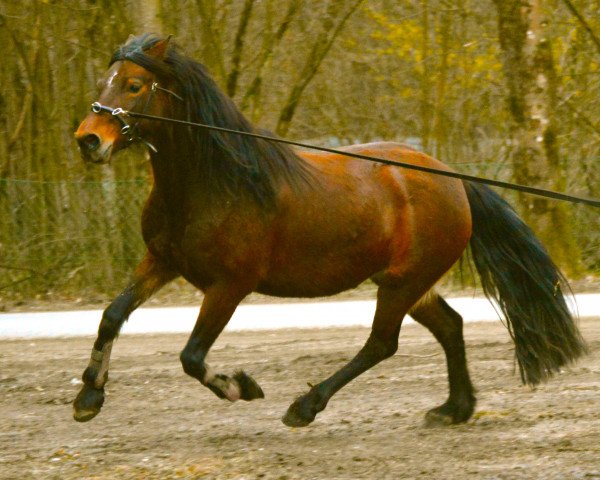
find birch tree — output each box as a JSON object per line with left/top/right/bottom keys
{"left": 493, "top": 0, "right": 581, "bottom": 274}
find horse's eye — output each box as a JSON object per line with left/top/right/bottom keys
{"left": 129, "top": 83, "right": 142, "bottom": 93}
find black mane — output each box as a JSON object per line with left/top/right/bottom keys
{"left": 112, "top": 33, "right": 314, "bottom": 206}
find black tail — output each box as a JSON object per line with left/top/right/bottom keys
{"left": 465, "top": 181, "right": 587, "bottom": 385}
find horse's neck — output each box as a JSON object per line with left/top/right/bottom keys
{"left": 148, "top": 138, "right": 196, "bottom": 206}
{"left": 148, "top": 140, "right": 232, "bottom": 215}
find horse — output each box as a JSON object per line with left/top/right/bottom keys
{"left": 73, "top": 34, "right": 586, "bottom": 427}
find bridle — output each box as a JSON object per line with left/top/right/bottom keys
{"left": 90, "top": 82, "right": 183, "bottom": 153}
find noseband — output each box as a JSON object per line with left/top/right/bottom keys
{"left": 90, "top": 82, "right": 182, "bottom": 153}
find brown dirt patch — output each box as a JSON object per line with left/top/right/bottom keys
{"left": 1, "top": 317, "right": 599, "bottom": 479}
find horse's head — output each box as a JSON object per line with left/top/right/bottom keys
{"left": 75, "top": 35, "right": 178, "bottom": 164}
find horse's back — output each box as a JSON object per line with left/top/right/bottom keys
{"left": 299, "top": 141, "right": 471, "bottom": 238}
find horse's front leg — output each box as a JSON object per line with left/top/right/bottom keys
{"left": 73, "top": 253, "right": 177, "bottom": 422}
{"left": 180, "top": 282, "right": 264, "bottom": 402}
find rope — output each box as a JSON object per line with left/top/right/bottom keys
{"left": 117, "top": 109, "right": 600, "bottom": 208}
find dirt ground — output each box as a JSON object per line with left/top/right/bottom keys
{"left": 1, "top": 316, "right": 599, "bottom": 480}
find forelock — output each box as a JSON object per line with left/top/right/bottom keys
{"left": 109, "top": 34, "right": 175, "bottom": 79}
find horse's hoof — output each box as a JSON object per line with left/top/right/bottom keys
{"left": 233, "top": 371, "right": 264, "bottom": 401}
{"left": 424, "top": 408, "right": 454, "bottom": 427}
{"left": 282, "top": 394, "right": 322, "bottom": 428}
{"left": 73, "top": 384, "right": 105, "bottom": 422}
{"left": 282, "top": 387, "right": 329, "bottom": 428}
{"left": 282, "top": 405, "right": 314, "bottom": 428}
{"left": 424, "top": 401, "right": 474, "bottom": 427}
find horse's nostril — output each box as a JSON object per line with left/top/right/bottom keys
{"left": 79, "top": 134, "right": 101, "bottom": 152}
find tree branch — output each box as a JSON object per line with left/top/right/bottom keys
{"left": 240, "top": 0, "right": 301, "bottom": 113}
{"left": 561, "top": 0, "right": 600, "bottom": 55}
{"left": 276, "top": 0, "right": 365, "bottom": 136}
{"left": 195, "top": 0, "right": 228, "bottom": 80}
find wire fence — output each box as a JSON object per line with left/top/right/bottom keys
{"left": 1, "top": 177, "right": 597, "bottom": 304}
{"left": 0, "top": 179, "right": 148, "bottom": 300}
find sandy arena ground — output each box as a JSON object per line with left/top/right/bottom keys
{"left": 0, "top": 317, "right": 599, "bottom": 479}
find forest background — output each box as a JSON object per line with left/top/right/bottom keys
{"left": 0, "top": 0, "right": 598, "bottom": 307}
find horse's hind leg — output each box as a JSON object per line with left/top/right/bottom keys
{"left": 409, "top": 291, "right": 476, "bottom": 425}
{"left": 282, "top": 283, "right": 419, "bottom": 428}
{"left": 73, "top": 253, "right": 177, "bottom": 422}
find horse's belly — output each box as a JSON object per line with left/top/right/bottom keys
{"left": 256, "top": 245, "right": 389, "bottom": 298}
{"left": 255, "top": 275, "right": 367, "bottom": 298}
{"left": 257, "top": 197, "right": 398, "bottom": 297}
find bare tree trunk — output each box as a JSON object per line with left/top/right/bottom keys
{"left": 195, "top": 0, "right": 230, "bottom": 81}
{"left": 226, "top": 0, "right": 256, "bottom": 97}
{"left": 136, "top": 0, "right": 162, "bottom": 32}
{"left": 240, "top": 0, "right": 301, "bottom": 120}
{"left": 420, "top": 0, "right": 433, "bottom": 151}
{"left": 493, "top": 0, "right": 581, "bottom": 275}
{"left": 3, "top": 17, "right": 38, "bottom": 178}
{"left": 432, "top": 8, "right": 450, "bottom": 160}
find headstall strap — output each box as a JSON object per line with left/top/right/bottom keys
{"left": 90, "top": 102, "right": 158, "bottom": 153}
{"left": 89, "top": 81, "right": 183, "bottom": 154}
{"left": 151, "top": 82, "right": 184, "bottom": 102}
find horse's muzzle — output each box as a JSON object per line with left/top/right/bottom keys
{"left": 75, "top": 132, "right": 113, "bottom": 164}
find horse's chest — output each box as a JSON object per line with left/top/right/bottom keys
{"left": 141, "top": 193, "right": 209, "bottom": 256}
{"left": 142, "top": 200, "right": 269, "bottom": 286}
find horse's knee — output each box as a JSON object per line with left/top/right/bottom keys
{"left": 97, "top": 308, "right": 122, "bottom": 343}
{"left": 95, "top": 290, "right": 137, "bottom": 346}
{"left": 411, "top": 294, "right": 465, "bottom": 347}
{"left": 180, "top": 348, "right": 205, "bottom": 380}
{"left": 382, "top": 340, "right": 398, "bottom": 359}
{"left": 366, "top": 334, "right": 398, "bottom": 360}
{"left": 437, "top": 297, "right": 464, "bottom": 330}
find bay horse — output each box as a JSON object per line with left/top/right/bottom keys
{"left": 73, "top": 34, "right": 586, "bottom": 427}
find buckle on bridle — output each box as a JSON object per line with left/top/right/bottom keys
{"left": 109, "top": 108, "right": 134, "bottom": 137}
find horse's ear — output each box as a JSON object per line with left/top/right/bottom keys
{"left": 145, "top": 35, "right": 172, "bottom": 60}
